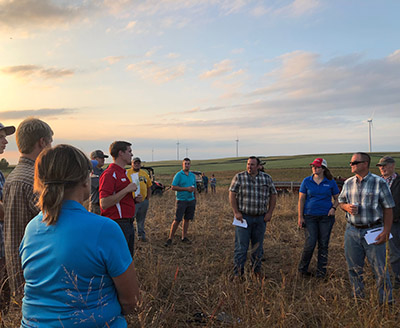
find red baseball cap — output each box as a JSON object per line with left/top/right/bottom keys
{"left": 310, "top": 158, "right": 328, "bottom": 168}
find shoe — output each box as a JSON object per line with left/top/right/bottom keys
{"left": 299, "top": 271, "right": 312, "bottom": 277}
{"left": 181, "top": 237, "right": 192, "bottom": 244}
{"left": 164, "top": 239, "right": 172, "bottom": 247}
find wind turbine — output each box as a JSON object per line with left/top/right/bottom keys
{"left": 367, "top": 110, "right": 375, "bottom": 153}
{"left": 235, "top": 136, "right": 239, "bottom": 157}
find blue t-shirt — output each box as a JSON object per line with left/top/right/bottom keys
{"left": 172, "top": 170, "right": 196, "bottom": 201}
{"left": 20, "top": 200, "right": 133, "bottom": 328}
{"left": 299, "top": 176, "right": 340, "bottom": 216}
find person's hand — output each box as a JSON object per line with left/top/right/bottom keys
{"left": 375, "top": 230, "right": 390, "bottom": 245}
{"left": 187, "top": 186, "right": 196, "bottom": 193}
{"left": 264, "top": 212, "right": 272, "bottom": 223}
{"left": 135, "top": 195, "right": 143, "bottom": 203}
{"left": 344, "top": 204, "right": 358, "bottom": 215}
{"left": 235, "top": 212, "right": 243, "bottom": 222}
{"left": 126, "top": 183, "right": 138, "bottom": 193}
{"left": 328, "top": 208, "right": 336, "bottom": 216}
{"left": 298, "top": 216, "right": 305, "bottom": 228}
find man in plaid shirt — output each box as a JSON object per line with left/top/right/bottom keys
{"left": 3, "top": 118, "right": 53, "bottom": 297}
{"left": 339, "top": 152, "right": 394, "bottom": 303}
{"left": 229, "top": 156, "right": 277, "bottom": 277}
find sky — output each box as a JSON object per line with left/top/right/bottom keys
{"left": 1, "top": 0, "right": 400, "bottom": 164}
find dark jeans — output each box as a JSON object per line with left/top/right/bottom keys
{"left": 115, "top": 218, "right": 135, "bottom": 257}
{"left": 234, "top": 214, "right": 266, "bottom": 275}
{"left": 298, "top": 215, "right": 335, "bottom": 276}
{"left": 389, "top": 221, "right": 400, "bottom": 286}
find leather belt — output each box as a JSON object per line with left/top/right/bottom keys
{"left": 349, "top": 220, "right": 382, "bottom": 229}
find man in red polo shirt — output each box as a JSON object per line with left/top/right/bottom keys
{"left": 99, "top": 141, "right": 137, "bottom": 256}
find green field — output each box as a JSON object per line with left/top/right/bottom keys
{"left": 140, "top": 152, "right": 400, "bottom": 175}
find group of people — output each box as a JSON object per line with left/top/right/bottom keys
{"left": 297, "top": 153, "right": 399, "bottom": 304}
{"left": 0, "top": 117, "right": 399, "bottom": 326}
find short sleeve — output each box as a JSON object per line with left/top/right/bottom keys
{"left": 146, "top": 172, "right": 152, "bottom": 188}
{"left": 172, "top": 172, "right": 180, "bottom": 187}
{"left": 99, "top": 171, "right": 115, "bottom": 199}
{"left": 338, "top": 182, "right": 348, "bottom": 203}
{"left": 229, "top": 174, "right": 240, "bottom": 193}
{"left": 299, "top": 178, "right": 307, "bottom": 194}
{"left": 98, "top": 219, "right": 133, "bottom": 277}
{"left": 331, "top": 180, "right": 340, "bottom": 195}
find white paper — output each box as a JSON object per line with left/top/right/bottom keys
{"left": 130, "top": 172, "right": 141, "bottom": 196}
{"left": 232, "top": 217, "right": 248, "bottom": 228}
{"left": 364, "top": 227, "right": 393, "bottom": 245}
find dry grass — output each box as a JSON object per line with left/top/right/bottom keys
{"left": 2, "top": 174, "right": 400, "bottom": 327}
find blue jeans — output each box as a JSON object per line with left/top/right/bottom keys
{"left": 344, "top": 224, "right": 392, "bottom": 303}
{"left": 234, "top": 214, "right": 266, "bottom": 275}
{"left": 389, "top": 221, "right": 400, "bottom": 286}
{"left": 298, "top": 215, "right": 335, "bottom": 276}
{"left": 135, "top": 199, "right": 149, "bottom": 239}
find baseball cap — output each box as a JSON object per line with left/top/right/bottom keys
{"left": 376, "top": 156, "right": 395, "bottom": 166}
{"left": 310, "top": 158, "right": 328, "bottom": 168}
{"left": 132, "top": 157, "right": 141, "bottom": 162}
{"left": 90, "top": 150, "right": 109, "bottom": 159}
{"left": 0, "top": 123, "right": 16, "bottom": 136}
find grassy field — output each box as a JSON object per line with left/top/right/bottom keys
{"left": 137, "top": 152, "right": 400, "bottom": 176}
{"left": 2, "top": 153, "right": 400, "bottom": 327}
{"left": 2, "top": 167, "right": 400, "bottom": 327}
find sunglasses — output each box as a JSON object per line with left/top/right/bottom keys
{"left": 349, "top": 161, "right": 365, "bottom": 166}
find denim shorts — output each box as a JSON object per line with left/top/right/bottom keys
{"left": 175, "top": 199, "right": 196, "bottom": 222}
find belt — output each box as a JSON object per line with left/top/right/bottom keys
{"left": 349, "top": 220, "right": 382, "bottom": 229}
{"left": 115, "top": 218, "right": 134, "bottom": 223}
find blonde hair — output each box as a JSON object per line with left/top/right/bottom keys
{"left": 34, "top": 144, "right": 91, "bottom": 225}
{"left": 16, "top": 117, "right": 53, "bottom": 154}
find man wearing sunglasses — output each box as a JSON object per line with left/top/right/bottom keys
{"left": 376, "top": 156, "right": 400, "bottom": 289}
{"left": 339, "top": 152, "right": 395, "bottom": 304}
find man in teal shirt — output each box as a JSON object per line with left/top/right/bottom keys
{"left": 165, "top": 158, "right": 196, "bottom": 247}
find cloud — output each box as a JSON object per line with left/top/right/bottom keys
{"left": 103, "top": 56, "right": 125, "bottom": 65}
{"left": 270, "top": 0, "right": 321, "bottom": 17}
{"left": 1, "top": 65, "right": 74, "bottom": 79}
{"left": 244, "top": 49, "right": 400, "bottom": 118}
{"left": 167, "top": 53, "right": 180, "bottom": 59}
{"left": 123, "top": 20, "right": 137, "bottom": 31}
{"left": 199, "top": 59, "right": 234, "bottom": 79}
{"left": 0, "top": 108, "right": 75, "bottom": 119}
{"left": 0, "top": 0, "right": 96, "bottom": 31}
{"left": 183, "top": 106, "right": 226, "bottom": 114}
{"left": 127, "top": 60, "right": 186, "bottom": 83}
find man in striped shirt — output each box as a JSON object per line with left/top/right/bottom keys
{"left": 339, "top": 152, "right": 394, "bottom": 303}
{"left": 229, "top": 156, "right": 277, "bottom": 277}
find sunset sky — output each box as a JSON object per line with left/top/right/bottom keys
{"left": 1, "top": 0, "right": 399, "bottom": 164}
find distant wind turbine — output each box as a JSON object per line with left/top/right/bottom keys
{"left": 235, "top": 136, "right": 239, "bottom": 157}
{"left": 367, "top": 110, "right": 375, "bottom": 153}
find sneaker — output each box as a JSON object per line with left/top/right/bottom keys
{"left": 181, "top": 237, "right": 192, "bottom": 244}
{"left": 164, "top": 239, "right": 172, "bottom": 247}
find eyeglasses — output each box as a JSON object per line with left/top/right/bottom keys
{"left": 349, "top": 161, "right": 366, "bottom": 166}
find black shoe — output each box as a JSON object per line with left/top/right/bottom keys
{"left": 299, "top": 271, "right": 312, "bottom": 277}
{"left": 181, "top": 237, "right": 192, "bottom": 244}
{"left": 164, "top": 239, "right": 172, "bottom": 247}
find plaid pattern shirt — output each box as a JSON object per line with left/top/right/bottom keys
{"left": 4, "top": 157, "right": 39, "bottom": 295}
{"left": 338, "top": 172, "right": 395, "bottom": 225}
{"left": 0, "top": 170, "right": 4, "bottom": 259}
{"left": 229, "top": 171, "right": 277, "bottom": 216}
